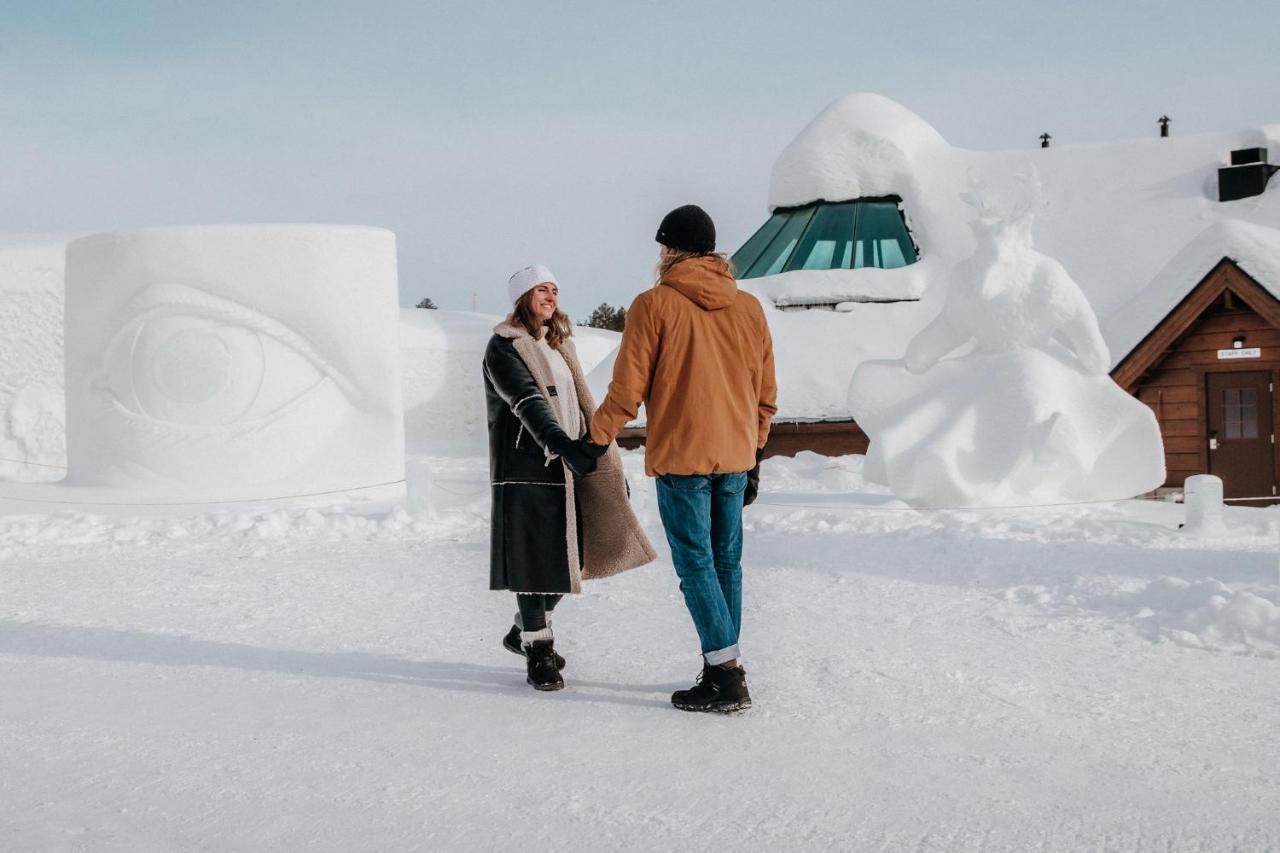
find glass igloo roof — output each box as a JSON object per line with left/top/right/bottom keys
{"left": 732, "top": 197, "right": 919, "bottom": 280}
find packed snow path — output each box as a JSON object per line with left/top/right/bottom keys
{"left": 1, "top": 454, "right": 1278, "bottom": 852}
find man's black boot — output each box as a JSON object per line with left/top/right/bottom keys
{"left": 503, "top": 625, "right": 565, "bottom": 670}
{"left": 525, "top": 640, "right": 565, "bottom": 691}
{"left": 671, "top": 663, "right": 751, "bottom": 713}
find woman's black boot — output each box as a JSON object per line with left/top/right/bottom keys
{"left": 525, "top": 640, "right": 564, "bottom": 691}
{"left": 502, "top": 625, "right": 566, "bottom": 670}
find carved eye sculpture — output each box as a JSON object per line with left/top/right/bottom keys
{"left": 100, "top": 284, "right": 346, "bottom": 428}
{"left": 63, "top": 224, "right": 403, "bottom": 498}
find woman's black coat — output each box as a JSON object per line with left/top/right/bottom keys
{"left": 483, "top": 332, "right": 580, "bottom": 593}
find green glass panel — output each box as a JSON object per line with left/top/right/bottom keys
{"left": 742, "top": 207, "right": 815, "bottom": 278}
{"left": 783, "top": 202, "right": 858, "bottom": 272}
{"left": 731, "top": 212, "right": 788, "bottom": 276}
{"left": 852, "top": 202, "right": 917, "bottom": 269}
{"left": 733, "top": 200, "right": 918, "bottom": 278}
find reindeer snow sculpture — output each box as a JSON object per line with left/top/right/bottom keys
{"left": 848, "top": 172, "right": 1164, "bottom": 508}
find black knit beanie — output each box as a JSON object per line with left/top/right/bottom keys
{"left": 655, "top": 204, "right": 716, "bottom": 254}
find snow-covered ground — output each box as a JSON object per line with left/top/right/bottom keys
{"left": 3, "top": 450, "right": 1277, "bottom": 851}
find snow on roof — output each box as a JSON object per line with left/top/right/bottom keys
{"left": 738, "top": 265, "right": 930, "bottom": 307}
{"left": 1102, "top": 219, "right": 1280, "bottom": 366}
{"left": 768, "top": 93, "right": 948, "bottom": 211}
{"left": 737, "top": 94, "right": 1280, "bottom": 417}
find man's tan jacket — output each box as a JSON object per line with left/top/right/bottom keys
{"left": 589, "top": 256, "right": 778, "bottom": 476}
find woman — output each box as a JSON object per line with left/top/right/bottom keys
{"left": 483, "top": 264, "right": 656, "bottom": 691}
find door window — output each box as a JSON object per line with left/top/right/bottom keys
{"left": 1223, "top": 388, "right": 1259, "bottom": 439}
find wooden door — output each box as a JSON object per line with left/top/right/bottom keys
{"left": 1206, "top": 371, "right": 1275, "bottom": 499}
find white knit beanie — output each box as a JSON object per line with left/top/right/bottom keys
{"left": 508, "top": 264, "right": 558, "bottom": 305}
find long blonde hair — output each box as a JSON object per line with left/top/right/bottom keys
{"left": 510, "top": 290, "right": 574, "bottom": 349}
{"left": 656, "top": 250, "right": 736, "bottom": 283}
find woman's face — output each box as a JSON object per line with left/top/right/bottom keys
{"left": 531, "top": 282, "right": 558, "bottom": 321}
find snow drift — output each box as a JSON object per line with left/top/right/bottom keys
{"left": 402, "top": 308, "right": 619, "bottom": 457}
{"left": 0, "top": 235, "right": 67, "bottom": 482}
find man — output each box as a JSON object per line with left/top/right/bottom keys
{"left": 582, "top": 204, "right": 777, "bottom": 713}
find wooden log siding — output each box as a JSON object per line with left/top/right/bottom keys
{"left": 616, "top": 419, "right": 870, "bottom": 460}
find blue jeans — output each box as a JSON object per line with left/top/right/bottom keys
{"left": 655, "top": 471, "right": 747, "bottom": 666}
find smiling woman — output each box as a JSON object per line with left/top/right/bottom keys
{"left": 62, "top": 225, "right": 405, "bottom": 500}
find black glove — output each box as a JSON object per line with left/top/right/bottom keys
{"left": 743, "top": 448, "right": 764, "bottom": 507}
{"left": 580, "top": 439, "right": 608, "bottom": 460}
{"left": 548, "top": 434, "right": 598, "bottom": 477}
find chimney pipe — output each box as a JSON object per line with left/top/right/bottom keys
{"left": 1159, "top": 115, "right": 1171, "bottom": 138}
{"left": 1039, "top": 132, "right": 1051, "bottom": 149}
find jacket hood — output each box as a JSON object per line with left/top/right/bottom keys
{"left": 660, "top": 255, "right": 737, "bottom": 311}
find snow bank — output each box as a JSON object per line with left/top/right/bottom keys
{"left": 0, "top": 235, "right": 68, "bottom": 482}
{"left": 1007, "top": 574, "right": 1280, "bottom": 659}
{"left": 401, "top": 308, "right": 503, "bottom": 457}
{"left": 402, "top": 308, "right": 619, "bottom": 456}
{"left": 62, "top": 226, "right": 405, "bottom": 501}
{"left": 849, "top": 219, "right": 1165, "bottom": 507}
{"left": 1124, "top": 576, "right": 1280, "bottom": 656}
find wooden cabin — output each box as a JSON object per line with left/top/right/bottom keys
{"left": 1113, "top": 258, "right": 1280, "bottom": 503}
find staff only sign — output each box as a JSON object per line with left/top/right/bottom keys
{"left": 1217, "top": 347, "right": 1262, "bottom": 360}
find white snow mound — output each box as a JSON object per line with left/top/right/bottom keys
{"left": 401, "top": 308, "right": 620, "bottom": 456}
{"left": 0, "top": 235, "right": 68, "bottom": 481}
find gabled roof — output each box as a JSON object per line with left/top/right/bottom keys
{"left": 1111, "top": 257, "right": 1280, "bottom": 391}
{"left": 1102, "top": 220, "right": 1280, "bottom": 369}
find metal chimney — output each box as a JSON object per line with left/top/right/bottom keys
{"left": 1039, "top": 133, "right": 1051, "bottom": 149}
{"left": 1159, "top": 115, "right": 1171, "bottom": 138}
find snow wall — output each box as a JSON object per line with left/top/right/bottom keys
{"left": 402, "top": 308, "right": 620, "bottom": 458}
{"left": 0, "top": 236, "right": 67, "bottom": 482}
{"left": 63, "top": 226, "right": 405, "bottom": 500}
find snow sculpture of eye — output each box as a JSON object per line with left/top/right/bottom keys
{"left": 62, "top": 225, "right": 405, "bottom": 501}
{"left": 103, "top": 285, "right": 334, "bottom": 427}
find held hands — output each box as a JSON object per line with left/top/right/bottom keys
{"left": 743, "top": 448, "right": 764, "bottom": 507}
{"left": 548, "top": 434, "right": 605, "bottom": 477}
{"left": 566, "top": 438, "right": 609, "bottom": 477}
{"left": 580, "top": 439, "right": 608, "bottom": 460}
{"left": 552, "top": 435, "right": 597, "bottom": 477}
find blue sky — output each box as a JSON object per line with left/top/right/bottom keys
{"left": 2, "top": 0, "right": 1276, "bottom": 316}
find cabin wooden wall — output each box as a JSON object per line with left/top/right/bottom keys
{"left": 1134, "top": 293, "right": 1280, "bottom": 488}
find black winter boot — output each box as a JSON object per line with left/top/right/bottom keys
{"left": 525, "top": 640, "right": 564, "bottom": 691}
{"left": 671, "top": 663, "right": 751, "bottom": 713}
{"left": 503, "top": 625, "right": 566, "bottom": 670}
